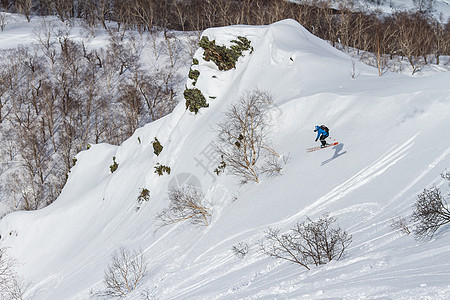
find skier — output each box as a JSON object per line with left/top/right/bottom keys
{"left": 314, "top": 125, "right": 329, "bottom": 148}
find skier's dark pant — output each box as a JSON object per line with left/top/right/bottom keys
{"left": 320, "top": 134, "right": 328, "bottom": 147}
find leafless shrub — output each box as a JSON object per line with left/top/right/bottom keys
{"left": 411, "top": 186, "right": 450, "bottom": 240}
{"left": 260, "top": 213, "right": 352, "bottom": 270}
{"left": 413, "top": 0, "right": 435, "bottom": 14}
{"left": 441, "top": 170, "right": 450, "bottom": 182}
{"left": 101, "top": 247, "right": 148, "bottom": 298}
{"left": 231, "top": 242, "right": 249, "bottom": 259}
{"left": 157, "top": 185, "right": 211, "bottom": 227}
{"left": 261, "top": 156, "right": 283, "bottom": 178}
{"left": 215, "top": 90, "right": 281, "bottom": 184}
{"left": 140, "top": 286, "right": 158, "bottom": 300}
{"left": 0, "top": 248, "right": 27, "bottom": 300}
{"left": 390, "top": 216, "right": 411, "bottom": 235}
{"left": 0, "top": 247, "right": 17, "bottom": 295}
{"left": 349, "top": 59, "right": 359, "bottom": 79}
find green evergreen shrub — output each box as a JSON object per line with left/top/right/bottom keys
{"left": 198, "top": 36, "right": 253, "bottom": 71}
{"left": 184, "top": 87, "right": 209, "bottom": 114}
{"left": 154, "top": 163, "right": 171, "bottom": 176}
{"left": 152, "top": 137, "right": 163, "bottom": 156}
{"left": 137, "top": 188, "right": 150, "bottom": 203}
{"left": 188, "top": 68, "right": 200, "bottom": 85}
{"left": 110, "top": 156, "right": 119, "bottom": 173}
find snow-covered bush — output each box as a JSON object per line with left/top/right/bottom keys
{"left": 101, "top": 247, "right": 148, "bottom": 298}
{"left": 260, "top": 214, "right": 352, "bottom": 270}
{"left": 215, "top": 90, "right": 281, "bottom": 184}
{"left": 157, "top": 185, "right": 211, "bottom": 227}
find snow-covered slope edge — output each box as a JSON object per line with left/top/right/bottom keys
{"left": 1, "top": 19, "right": 450, "bottom": 299}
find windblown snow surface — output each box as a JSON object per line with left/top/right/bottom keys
{"left": 1, "top": 19, "right": 450, "bottom": 299}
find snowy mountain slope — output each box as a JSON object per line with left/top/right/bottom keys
{"left": 0, "top": 19, "right": 450, "bottom": 299}
{"left": 331, "top": 0, "right": 450, "bottom": 21}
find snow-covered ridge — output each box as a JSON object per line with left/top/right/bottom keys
{"left": 1, "top": 19, "right": 450, "bottom": 299}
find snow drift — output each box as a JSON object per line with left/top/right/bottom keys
{"left": 1, "top": 19, "right": 450, "bottom": 299}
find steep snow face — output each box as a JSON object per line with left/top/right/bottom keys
{"left": 1, "top": 19, "right": 450, "bottom": 299}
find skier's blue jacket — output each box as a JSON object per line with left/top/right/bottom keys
{"left": 314, "top": 125, "right": 329, "bottom": 140}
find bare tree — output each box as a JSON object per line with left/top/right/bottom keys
{"left": 433, "top": 19, "right": 447, "bottom": 65}
{"left": 215, "top": 90, "right": 281, "bottom": 184}
{"left": 260, "top": 214, "right": 352, "bottom": 270}
{"left": 137, "top": 71, "right": 177, "bottom": 121}
{"left": 260, "top": 227, "right": 311, "bottom": 270}
{"left": 172, "top": 0, "right": 189, "bottom": 31}
{"left": 101, "top": 247, "right": 148, "bottom": 298}
{"left": 1, "top": 0, "right": 8, "bottom": 11}
{"left": 390, "top": 216, "right": 411, "bottom": 235}
{"left": 97, "top": 0, "right": 112, "bottom": 29}
{"left": 231, "top": 242, "right": 249, "bottom": 259}
{"left": 0, "top": 69, "right": 7, "bottom": 123}
{"left": 0, "top": 247, "right": 16, "bottom": 291}
{"left": 51, "top": 0, "right": 76, "bottom": 22}
{"left": 157, "top": 185, "right": 211, "bottom": 227}
{"left": 393, "top": 12, "right": 434, "bottom": 74}
{"left": 117, "top": 82, "right": 142, "bottom": 137}
{"left": 0, "top": 247, "right": 26, "bottom": 300}
{"left": 0, "top": 12, "right": 7, "bottom": 31}
{"left": 15, "top": 0, "right": 33, "bottom": 21}
{"left": 413, "top": 0, "right": 435, "bottom": 14}
{"left": 411, "top": 186, "right": 450, "bottom": 240}
{"left": 127, "top": 0, "right": 158, "bottom": 32}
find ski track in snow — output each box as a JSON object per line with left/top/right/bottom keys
{"left": 279, "top": 133, "right": 418, "bottom": 226}
{"left": 388, "top": 142, "right": 450, "bottom": 205}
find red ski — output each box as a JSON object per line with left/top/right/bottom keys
{"left": 306, "top": 142, "right": 339, "bottom": 153}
